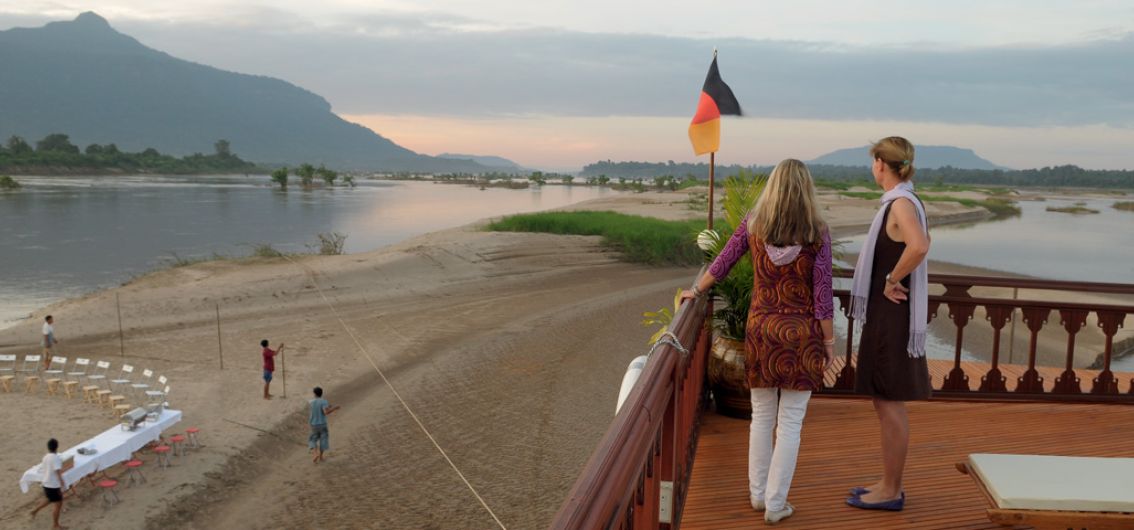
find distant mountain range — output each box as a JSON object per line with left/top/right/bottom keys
{"left": 0, "top": 12, "right": 487, "bottom": 172}
{"left": 809, "top": 145, "right": 1010, "bottom": 170}
{"left": 437, "top": 153, "right": 528, "bottom": 172}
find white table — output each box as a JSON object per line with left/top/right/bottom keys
{"left": 19, "top": 409, "right": 182, "bottom": 493}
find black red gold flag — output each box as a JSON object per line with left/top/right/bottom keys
{"left": 688, "top": 56, "right": 742, "bottom": 155}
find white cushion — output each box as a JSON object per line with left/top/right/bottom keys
{"left": 969, "top": 454, "right": 1134, "bottom": 512}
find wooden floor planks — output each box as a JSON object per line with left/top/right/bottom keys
{"left": 681, "top": 375, "right": 1134, "bottom": 530}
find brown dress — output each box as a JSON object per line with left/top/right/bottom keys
{"left": 855, "top": 203, "right": 932, "bottom": 401}
{"left": 744, "top": 232, "right": 828, "bottom": 391}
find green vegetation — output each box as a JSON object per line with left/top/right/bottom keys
{"left": 310, "top": 232, "right": 347, "bottom": 255}
{"left": 1114, "top": 201, "right": 1134, "bottom": 212}
{"left": 270, "top": 167, "right": 289, "bottom": 189}
{"left": 699, "top": 171, "right": 766, "bottom": 340}
{"left": 0, "top": 175, "right": 20, "bottom": 190}
{"left": 1046, "top": 206, "right": 1100, "bottom": 215}
{"left": 0, "top": 133, "right": 258, "bottom": 174}
{"left": 838, "top": 191, "right": 1021, "bottom": 219}
{"left": 250, "top": 243, "right": 285, "bottom": 258}
{"left": 486, "top": 211, "right": 704, "bottom": 266}
{"left": 582, "top": 160, "right": 1134, "bottom": 190}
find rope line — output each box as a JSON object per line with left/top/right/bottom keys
{"left": 282, "top": 255, "right": 508, "bottom": 530}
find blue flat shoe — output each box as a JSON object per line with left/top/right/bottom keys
{"left": 846, "top": 492, "right": 905, "bottom": 511}
{"left": 848, "top": 486, "right": 869, "bottom": 496}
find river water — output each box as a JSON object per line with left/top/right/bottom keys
{"left": 0, "top": 175, "right": 617, "bottom": 328}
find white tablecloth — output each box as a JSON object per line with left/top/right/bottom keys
{"left": 19, "top": 409, "right": 182, "bottom": 493}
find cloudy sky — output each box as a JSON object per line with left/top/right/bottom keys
{"left": 3, "top": 1, "right": 1134, "bottom": 170}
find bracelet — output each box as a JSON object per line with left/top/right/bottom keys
{"left": 691, "top": 285, "right": 704, "bottom": 298}
{"left": 822, "top": 338, "right": 836, "bottom": 346}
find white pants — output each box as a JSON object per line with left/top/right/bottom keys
{"left": 748, "top": 387, "right": 811, "bottom": 511}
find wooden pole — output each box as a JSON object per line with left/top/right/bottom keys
{"left": 707, "top": 152, "right": 715, "bottom": 229}
{"left": 115, "top": 292, "right": 125, "bottom": 358}
{"left": 215, "top": 303, "right": 224, "bottom": 370}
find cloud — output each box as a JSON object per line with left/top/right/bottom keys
{"left": 97, "top": 14, "right": 1134, "bottom": 129}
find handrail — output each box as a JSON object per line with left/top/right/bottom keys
{"left": 828, "top": 270, "right": 1134, "bottom": 401}
{"left": 554, "top": 268, "right": 1134, "bottom": 530}
{"left": 551, "top": 283, "right": 710, "bottom": 529}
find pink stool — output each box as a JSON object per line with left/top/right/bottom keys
{"left": 186, "top": 427, "right": 201, "bottom": 450}
{"left": 169, "top": 434, "right": 187, "bottom": 458}
{"left": 153, "top": 445, "right": 172, "bottom": 468}
{"left": 125, "top": 459, "right": 146, "bottom": 486}
{"left": 98, "top": 478, "right": 120, "bottom": 507}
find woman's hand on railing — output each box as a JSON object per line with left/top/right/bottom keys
{"left": 679, "top": 289, "right": 697, "bottom": 302}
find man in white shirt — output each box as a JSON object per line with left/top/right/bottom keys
{"left": 30, "top": 438, "right": 66, "bottom": 529}
{"left": 42, "top": 315, "right": 57, "bottom": 370}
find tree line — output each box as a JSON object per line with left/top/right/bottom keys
{"left": 269, "top": 163, "right": 353, "bottom": 190}
{"left": 581, "top": 160, "right": 1134, "bottom": 189}
{"left": 0, "top": 133, "right": 257, "bottom": 174}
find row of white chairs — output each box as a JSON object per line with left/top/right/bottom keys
{"left": 0, "top": 354, "right": 170, "bottom": 417}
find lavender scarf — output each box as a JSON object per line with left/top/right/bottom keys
{"left": 850, "top": 181, "right": 928, "bottom": 358}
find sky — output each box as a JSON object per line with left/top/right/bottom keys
{"left": 2, "top": 1, "right": 1134, "bottom": 170}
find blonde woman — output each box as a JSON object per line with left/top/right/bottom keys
{"left": 845, "top": 137, "right": 931, "bottom": 511}
{"left": 682, "top": 159, "right": 834, "bottom": 525}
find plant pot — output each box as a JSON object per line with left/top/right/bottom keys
{"left": 708, "top": 334, "right": 751, "bottom": 418}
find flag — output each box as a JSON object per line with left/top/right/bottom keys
{"left": 688, "top": 56, "right": 742, "bottom": 156}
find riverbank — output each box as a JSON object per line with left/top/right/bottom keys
{"left": 0, "top": 186, "right": 1114, "bottom": 529}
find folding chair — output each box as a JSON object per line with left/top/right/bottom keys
{"left": 85, "top": 360, "right": 111, "bottom": 404}
{"left": 107, "top": 364, "right": 133, "bottom": 410}
{"left": 43, "top": 356, "right": 68, "bottom": 395}
{"left": 145, "top": 377, "right": 168, "bottom": 418}
{"left": 130, "top": 369, "right": 153, "bottom": 401}
{"left": 19, "top": 355, "right": 41, "bottom": 393}
{"left": 0, "top": 354, "right": 15, "bottom": 392}
{"left": 64, "top": 358, "right": 90, "bottom": 399}
{"left": 109, "top": 364, "right": 134, "bottom": 393}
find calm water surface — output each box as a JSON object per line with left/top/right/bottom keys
{"left": 0, "top": 175, "right": 618, "bottom": 328}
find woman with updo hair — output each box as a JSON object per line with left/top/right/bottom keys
{"left": 845, "top": 136, "right": 931, "bottom": 511}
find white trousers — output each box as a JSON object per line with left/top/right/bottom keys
{"left": 748, "top": 387, "right": 811, "bottom": 511}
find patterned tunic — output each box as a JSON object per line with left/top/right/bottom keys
{"left": 709, "top": 216, "right": 833, "bottom": 390}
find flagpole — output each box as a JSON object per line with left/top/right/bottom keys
{"left": 707, "top": 152, "right": 715, "bottom": 229}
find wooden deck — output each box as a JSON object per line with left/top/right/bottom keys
{"left": 682, "top": 370, "right": 1134, "bottom": 529}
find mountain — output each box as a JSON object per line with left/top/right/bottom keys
{"left": 437, "top": 153, "right": 530, "bottom": 172}
{"left": 0, "top": 12, "right": 486, "bottom": 172}
{"left": 809, "top": 145, "right": 1010, "bottom": 170}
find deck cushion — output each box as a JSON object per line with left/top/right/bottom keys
{"left": 968, "top": 454, "right": 1134, "bottom": 512}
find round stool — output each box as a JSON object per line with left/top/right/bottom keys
{"left": 98, "top": 478, "right": 120, "bottom": 507}
{"left": 153, "top": 445, "right": 172, "bottom": 468}
{"left": 186, "top": 427, "right": 201, "bottom": 450}
{"left": 169, "top": 434, "right": 186, "bottom": 458}
{"left": 125, "top": 459, "right": 146, "bottom": 486}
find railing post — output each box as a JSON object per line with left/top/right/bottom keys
{"left": 1053, "top": 309, "right": 1089, "bottom": 394}
{"left": 1016, "top": 307, "right": 1050, "bottom": 394}
{"left": 833, "top": 294, "right": 855, "bottom": 390}
{"left": 942, "top": 301, "right": 975, "bottom": 391}
{"left": 1091, "top": 311, "right": 1125, "bottom": 395}
{"left": 980, "top": 304, "right": 1012, "bottom": 393}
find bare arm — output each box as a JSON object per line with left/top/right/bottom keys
{"left": 884, "top": 198, "right": 930, "bottom": 303}
{"left": 324, "top": 404, "right": 341, "bottom": 416}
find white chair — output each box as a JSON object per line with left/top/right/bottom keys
{"left": 43, "top": 356, "right": 68, "bottom": 395}
{"left": 110, "top": 364, "right": 134, "bottom": 392}
{"left": 0, "top": 354, "right": 15, "bottom": 392}
{"left": 145, "top": 376, "right": 168, "bottom": 407}
{"left": 145, "top": 382, "right": 170, "bottom": 420}
{"left": 19, "top": 355, "right": 41, "bottom": 393}
{"left": 85, "top": 360, "right": 111, "bottom": 404}
{"left": 64, "top": 358, "right": 90, "bottom": 399}
{"left": 131, "top": 369, "right": 153, "bottom": 400}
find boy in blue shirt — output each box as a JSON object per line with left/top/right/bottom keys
{"left": 309, "top": 386, "right": 341, "bottom": 463}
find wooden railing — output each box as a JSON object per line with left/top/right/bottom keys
{"left": 550, "top": 288, "right": 710, "bottom": 530}
{"left": 551, "top": 271, "right": 1134, "bottom": 530}
{"left": 828, "top": 271, "right": 1134, "bottom": 401}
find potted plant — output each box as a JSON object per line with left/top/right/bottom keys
{"left": 697, "top": 171, "right": 765, "bottom": 418}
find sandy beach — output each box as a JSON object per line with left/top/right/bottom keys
{"left": 0, "top": 187, "right": 1125, "bottom": 530}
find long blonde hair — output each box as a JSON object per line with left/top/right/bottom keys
{"left": 747, "top": 158, "right": 826, "bottom": 246}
